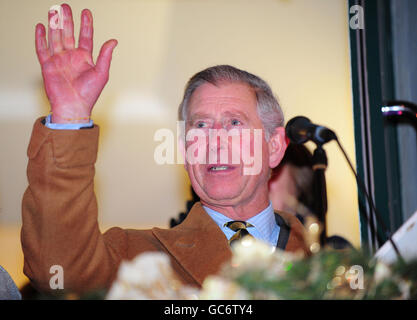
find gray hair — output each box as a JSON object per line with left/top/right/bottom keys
{"left": 178, "top": 65, "right": 284, "bottom": 140}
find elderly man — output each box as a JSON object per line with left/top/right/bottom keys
{"left": 22, "top": 4, "right": 307, "bottom": 294}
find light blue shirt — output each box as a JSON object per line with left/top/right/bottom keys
{"left": 203, "top": 202, "right": 280, "bottom": 247}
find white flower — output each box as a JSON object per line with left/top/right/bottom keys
{"left": 231, "top": 237, "right": 275, "bottom": 266}
{"left": 374, "top": 262, "right": 392, "bottom": 285}
{"left": 229, "top": 238, "right": 300, "bottom": 279}
{"left": 397, "top": 280, "right": 411, "bottom": 300}
{"left": 200, "top": 276, "right": 250, "bottom": 300}
{"left": 120, "top": 252, "right": 172, "bottom": 286}
{"left": 106, "top": 252, "right": 199, "bottom": 300}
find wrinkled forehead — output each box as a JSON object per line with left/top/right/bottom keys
{"left": 187, "top": 81, "right": 258, "bottom": 118}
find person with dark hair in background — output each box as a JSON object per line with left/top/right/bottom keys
{"left": 269, "top": 143, "right": 315, "bottom": 225}
{"left": 269, "top": 143, "right": 353, "bottom": 249}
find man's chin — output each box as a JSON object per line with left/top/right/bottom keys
{"left": 199, "top": 190, "right": 243, "bottom": 206}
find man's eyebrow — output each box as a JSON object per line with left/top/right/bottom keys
{"left": 188, "top": 110, "right": 250, "bottom": 123}
{"left": 188, "top": 112, "right": 211, "bottom": 122}
{"left": 222, "top": 110, "right": 249, "bottom": 120}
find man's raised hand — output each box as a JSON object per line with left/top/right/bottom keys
{"left": 35, "top": 4, "right": 117, "bottom": 123}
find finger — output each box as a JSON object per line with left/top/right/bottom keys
{"left": 35, "top": 23, "right": 51, "bottom": 65}
{"left": 61, "top": 4, "right": 75, "bottom": 50}
{"left": 78, "top": 9, "right": 93, "bottom": 55}
{"left": 95, "top": 39, "right": 118, "bottom": 76}
{"left": 48, "top": 8, "right": 64, "bottom": 54}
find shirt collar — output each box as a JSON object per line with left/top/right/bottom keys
{"left": 202, "top": 202, "right": 276, "bottom": 241}
{"left": 246, "top": 202, "right": 276, "bottom": 240}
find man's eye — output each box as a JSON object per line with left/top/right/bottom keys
{"left": 196, "top": 122, "right": 207, "bottom": 128}
{"left": 231, "top": 119, "right": 241, "bottom": 126}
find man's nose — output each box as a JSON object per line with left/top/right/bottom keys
{"left": 207, "top": 123, "right": 232, "bottom": 165}
{"left": 209, "top": 122, "right": 228, "bottom": 148}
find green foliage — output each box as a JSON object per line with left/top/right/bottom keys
{"left": 233, "top": 248, "right": 417, "bottom": 300}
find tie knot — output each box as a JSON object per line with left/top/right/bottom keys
{"left": 224, "top": 220, "right": 254, "bottom": 231}
{"left": 224, "top": 221, "right": 254, "bottom": 246}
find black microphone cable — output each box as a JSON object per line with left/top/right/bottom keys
{"left": 334, "top": 136, "right": 404, "bottom": 263}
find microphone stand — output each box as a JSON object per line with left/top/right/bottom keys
{"left": 310, "top": 139, "right": 404, "bottom": 262}
{"left": 311, "top": 145, "right": 328, "bottom": 247}
{"left": 285, "top": 116, "right": 404, "bottom": 263}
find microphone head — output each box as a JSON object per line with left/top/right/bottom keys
{"left": 381, "top": 100, "right": 417, "bottom": 121}
{"left": 285, "top": 116, "right": 312, "bottom": 144}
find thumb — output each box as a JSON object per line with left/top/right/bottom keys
{"left": 96, "top": 39, "right": 118, "bottom": 76}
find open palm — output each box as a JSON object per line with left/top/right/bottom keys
{"left": 35, "top": 4, "right": 117, "bottom": 123}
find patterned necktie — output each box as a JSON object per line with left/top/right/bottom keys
{"left": 224, "top": 221, "right": 254, "bottom": 246}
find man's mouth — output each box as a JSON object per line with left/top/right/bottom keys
{"left": 207, "top": 164, "right": 236, "bottom": 172}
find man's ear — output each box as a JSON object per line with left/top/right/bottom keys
{"left": 268, "top": 126, "right": 288, "bottom": 168}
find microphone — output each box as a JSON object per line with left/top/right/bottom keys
{"left": 284, "top": 116, "right": 404, "bottom": 262}
{"left": 381, "top": 100, "right": 417, "bottom": 122}
{"left": 285, "top": 116, "right": 337, "bottom": 145}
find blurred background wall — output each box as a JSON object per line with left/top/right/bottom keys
{"left": 0, "top": 0, "right": 359, "bottom": 288}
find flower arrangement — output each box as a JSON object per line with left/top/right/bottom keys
{"left": 106, "top": 238, "right": 417, "bottom": 300}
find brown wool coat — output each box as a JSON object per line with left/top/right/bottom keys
{"left": 21, "top": 118, "right": 308, "bottom": 294}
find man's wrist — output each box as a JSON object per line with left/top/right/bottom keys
{"left": 45, "top": 114, "right": 94, "bottom": 130}
{"left": 51, "top": 113, "right": 91, "bottom": 124}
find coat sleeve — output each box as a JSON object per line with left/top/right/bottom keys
{"left": 21, "top": 118, "right": 128, "bottom": 294}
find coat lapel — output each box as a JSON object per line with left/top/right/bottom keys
{"left": 275, "top": 212, "right": 291, "bottom": 249}
{"left": 152, "top": 202, "right": 232, "bottom": 286}
{"left": 276, "top": 210, "right": 309, "bottom": 255}
{"left": 152, "top": 204, "right": 308, "bottom": 286}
